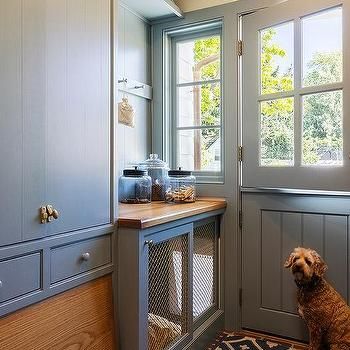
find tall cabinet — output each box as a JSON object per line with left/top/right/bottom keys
{"left": 0, "top": 0, "right": 113, "bottom": 316}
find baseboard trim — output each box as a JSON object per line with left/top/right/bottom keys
{"left": 184, "top": 310, "right": 224, "bottom": 350}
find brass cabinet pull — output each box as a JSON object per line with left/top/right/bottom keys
{"left": 39, "top": 205, "right": 59, "bottom": 224}
{"left": 81, "top": 252, "right": 91, "bottom": 261}
{"left": 40, "top": 206, "right": 48, "bottom": 224}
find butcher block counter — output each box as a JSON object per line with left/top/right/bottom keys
{"left": 117, "top": 197, "right": 227, "bottom": 229}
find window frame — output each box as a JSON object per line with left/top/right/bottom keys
{"left": 165, "top": 23, "right": 224, "bottom": 184}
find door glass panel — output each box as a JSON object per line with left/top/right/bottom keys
{"left": 302, "top": 90, "right": 343, "bottom": 166}
{"left": 260, "top": 98, "right": 294, "bottom": 166}
{"left": 177, "top": 128, "right": 221, "bottom": 172}
{"left": 177, "top": 83, "right": 221, "bottom": 127}
{"left": 177, "top": 35, "right": 220, "bottom": 84}
{"left": 260, "top": 22, "right": 294, "bottom": 95}
{"left": 302, "top": 7, "right": 342, "bottom": 87}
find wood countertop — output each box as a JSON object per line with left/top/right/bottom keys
{"left": 117, "top": 197, "right": 227, "bottom": 229}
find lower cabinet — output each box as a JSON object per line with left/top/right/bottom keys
{"left": 0, "top": 228, "right": 113, "bottom": 317}
{"left": 118, "top": 215, "right": 221, "bottom": 350}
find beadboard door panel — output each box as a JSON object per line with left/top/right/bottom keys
{"left": 0, "top": 0, "right": 111, "bottom": 244}
{"left": 0, "top": 0, "right": 23, "bottom": 245}
{"left": 45, "top": 0, "right": 111, "bottom": 236}
{"left": 22, "top": 0, "right": 47, "bottom": 240}
{"left": 242, "top": 193, "right": 350, "bottom": 341}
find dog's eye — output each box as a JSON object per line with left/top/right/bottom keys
{"left": 305, "top": 258, "right": 311, "bottom": 266}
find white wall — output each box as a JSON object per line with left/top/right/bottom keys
{"left": 117, "top": 4, "right": 152, "bottom": 173}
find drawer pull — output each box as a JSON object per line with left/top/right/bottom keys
{"left": 81, "top": 252, "right": 91, "bottom": 262}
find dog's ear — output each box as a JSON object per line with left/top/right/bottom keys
{"left": 284, "top": 252, "right": 295, "bottom": 268}
{"left": 309, "top": 250, "right": 328, "bottom": 277}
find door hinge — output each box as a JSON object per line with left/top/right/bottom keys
{"left": 238, "top": 146, "right": 243, "bottom": 162}
{"left": 239, "top": 210, "right": 243, "bottom": 229}
{"left": 237, "top": 40, "right": 243, "bottom": 56}
{"left": 239, "top": 288, "right": 243, "bottom": 307}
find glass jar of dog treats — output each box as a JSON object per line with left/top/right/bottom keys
{"left": 138, "top": 154, "right": 169, "bottom": 201}
{"left": 118, "top": 168, "right": 152, "bottom": 204}
{"left": 165, "top": 168, "right": 196, "bottom": 203}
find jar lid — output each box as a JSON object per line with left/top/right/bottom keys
{"left": 168, "top": 167, "right": 193, "bottom": 177}
{"left": 123, "top": 168, "right": 148, "bottom": 177}
{"left": 138, "top": 154, "right": 169, "bottom": 170}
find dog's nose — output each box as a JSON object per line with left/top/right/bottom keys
{"left": 292, "top": 263, "right": 303, "bottom": 273}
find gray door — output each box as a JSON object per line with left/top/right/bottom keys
{"left": 242, "top": 193, "right": 350, "bottom": 341}
{"left": 0, "top": 0, "right": 111, "bottom": 245}
{"left": 241, "top": 0, "right": 350, "bottom": 341}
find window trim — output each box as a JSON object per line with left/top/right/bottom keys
{"left": 164, "top": 22, "right": 224, "bottom": 184}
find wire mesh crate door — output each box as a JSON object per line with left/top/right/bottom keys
{"left": 148, "top": 234, "right": 190, "bottom": 350}
{"left": 193, "top": 220, "right": 217, "bottom": 320}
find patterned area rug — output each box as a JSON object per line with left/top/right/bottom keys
{"left": 208, "top": 332, "right": 294, "bottom": 350}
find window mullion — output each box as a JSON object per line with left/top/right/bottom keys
{"left": 294, "top": 17, "right": 302, "bottom": 167}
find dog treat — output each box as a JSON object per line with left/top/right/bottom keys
{"left": 152, "top": 183, "right": 166, "bottom": 201}
{"left": 165, "top": 185, "right": 195, "bottom": 203}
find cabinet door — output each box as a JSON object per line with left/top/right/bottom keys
{"left": 146, "top": 224, "right": 193, "bottom": 350}
{"left": 45, "top": 0, "right": 111, "bottom": 235}
{"left": 0, "top": 0, "right": 47, "bottom": 245}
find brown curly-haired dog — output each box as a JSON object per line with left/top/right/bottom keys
{"left": 285, "top": 247, "right": 350, "bottom": 350}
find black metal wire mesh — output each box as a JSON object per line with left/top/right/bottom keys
{"left": 148, "top": 234, "right": 189, "bottom": 350}
{"left": 193, "top": 221, "right": 216, "bottom": 320}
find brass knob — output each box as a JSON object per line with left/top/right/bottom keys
{"left": 52, "top": 209, "right": 59, "bottom": 219}
{"left": 39, "top": 205, "right": 59, "bottom": 224}
{"left": 40, "top": 206, "right": 48, "bottom": 224}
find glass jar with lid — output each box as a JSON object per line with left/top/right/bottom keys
{"left": 138, "top": 154, "right": 169, "bottom": 201}
{"left": 165, "top": 168, "right": 196, "bottom": 203}
{"left": 118, "top": 167, "right": 152, "bottom": 204}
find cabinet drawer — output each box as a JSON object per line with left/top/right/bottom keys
{"left": 0, "top": 253, "right": 41, "bottom": 304}
{"left": 50, "top": 235, "right": 111, "bottom": 283}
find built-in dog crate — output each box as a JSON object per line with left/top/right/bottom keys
{"left": 118, "top": 213, "right": 222, "bottom": 350}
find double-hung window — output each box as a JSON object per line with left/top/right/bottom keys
{"left": 168, "top": 24, "right": 223, "bottom": 183}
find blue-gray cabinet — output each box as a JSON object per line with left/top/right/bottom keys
{"left": 0, "top": 0, "right": 113, "bottom": 317}
{"left": 118, "top": 202, "right": 225, "bottom": 350}
{"left": 0, "top": 0, "right": 111, "bottom": 247}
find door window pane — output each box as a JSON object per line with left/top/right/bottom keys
{"left": 260, "top": 22, "right": 294, "bottom": 95}
{"left": 302, "top": 7, "right": 342, "bottom": 87}
{"left": 260, "top": 98, "right": 294, "bottom": 166}
{"left": 177, "top": 35, "right": 220, "bottom": 84}
{"left": 302, "top": 91, "right": 343, "bottom": 166}
{"left": 177, "top": 129, "right": 221, "bottom": 172}
{"left": 178, "top": 83, "right": 221, "bottom": 127}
